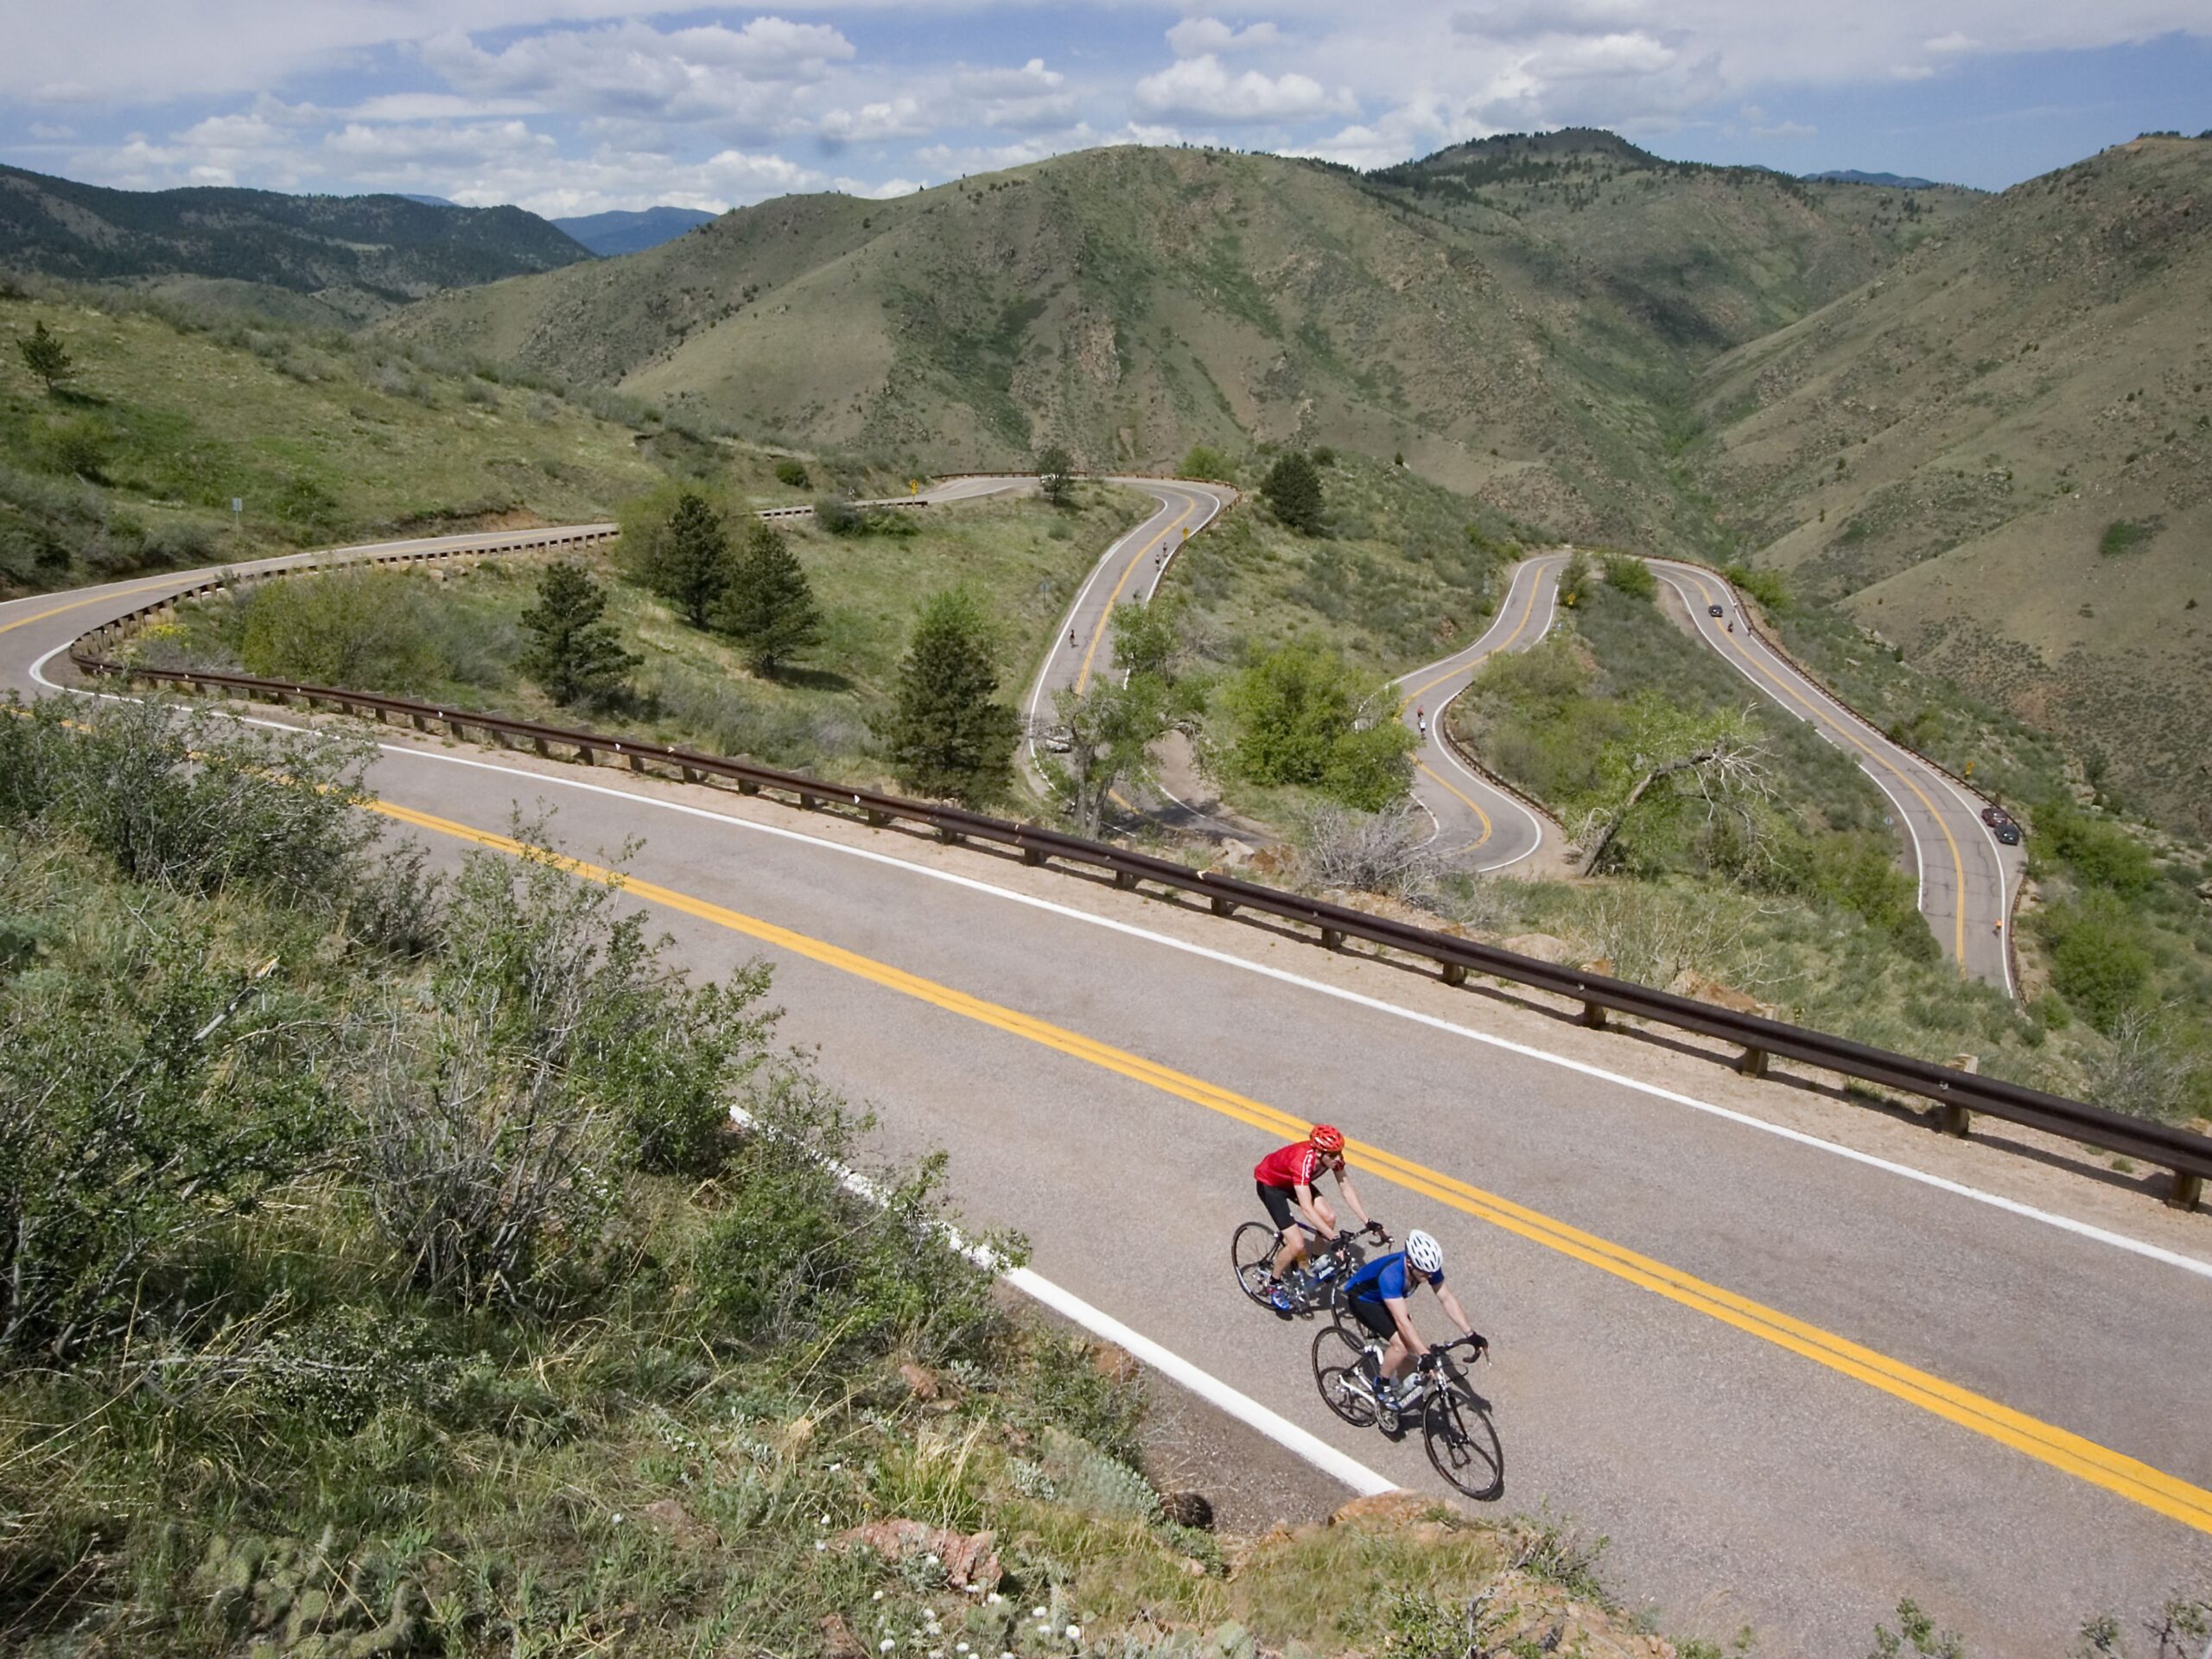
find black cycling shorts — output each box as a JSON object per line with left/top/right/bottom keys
{"left": 1346, "top": 1292, "right": 1397, "bottom": 1342}
{"left": 1255, "top": 1179, "right": 1309, "bottom": 1236}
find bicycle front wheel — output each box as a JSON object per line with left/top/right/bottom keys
{"left": 1231, "top": 1221, "right": 1281, "bottom": 1306}
{"left": 1311, "top": 1323, "right": 1379, "bottom": 1427}
{"left": 1424, "top": 1379, "right": 1503, "bottom": 1501}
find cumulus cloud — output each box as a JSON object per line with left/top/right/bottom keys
{"left": 1134, "top": 54, "right": 1354, "bottom": 124}
{"left": 1166, "top": 17, "right": 1284, "bottom": 56}
{"left": 951, "top": 58, "right": 1079, "bottom": 129}
{"left": 421, "top": 17, "right": 855, "bottom": 132}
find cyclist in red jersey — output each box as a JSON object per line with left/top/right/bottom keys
{"left": 1254, "top": 1124, "right": 1382, "bottom": 1297}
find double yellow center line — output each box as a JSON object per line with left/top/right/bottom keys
{"left": 372, "top": 796, "right": 2212, "bottom": 1538}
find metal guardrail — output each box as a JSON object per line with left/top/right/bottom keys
{"left": 58, "top": 601, "right": 2212, "bottom": 1211}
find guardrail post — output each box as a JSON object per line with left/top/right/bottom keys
{"left": 1441, "top": 963, "right": 1467, "bottom": 987}
{"left": 938, "top": 826, "right": 964, "bottom": 845}
{"left": 1583, "top": 1001, "right": 1608, "bottom": 1031}
{"left": 1738, "top": 1046, "right": 1767, "bottom": 1077}
{"left": 799, "top": 791, "right": 820, "bottom": 810}
{"left": 1319, "top": 925, "right": 1343, "bottom": 950}
{"left": 1114, "top": 870, "right": 1139, "bottom": 891}
{"left": 1211, "top": 895, "right": 1236, "bottom": 917}
{"left": 2167, "top": 1171, "right": 2202, "bottom": 1211}
{"left": 738, "top": 779, "right": 760, "bottom": 795}
{"left": 409, "top": 712, "right": 429, "bottom": 733}
{"left": 682, "top": 766, "right": 702, "bottom": 784}
{"left": 1021, "top": 846, "right": 1046, "bottom": 866}
{"left": 576, "top": 746, "right": 596, "bottom": 766}
{"left": 865, "top": 808, "right": 890, "bottom": 827}
{"left": 1938, "top": 1055, "right": 1977, "bottom": 1137}
{"left": 627, "top": 753, "right": 647, "bottom": 773}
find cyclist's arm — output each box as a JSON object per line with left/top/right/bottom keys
{"left": 1294, "top": 1181, "right": 1338, "bottom": 1236}
{"left": 1434, "top": 1282, "right": 1476, "bottom": 1337}
{"left": 1382, "top": 1294, "right": 1423, "bottom": 1352}
{"left": 1332, "top": 1168, "right": 1375, "bottom": 1230}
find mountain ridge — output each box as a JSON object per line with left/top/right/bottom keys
{"left": 554, "top": 206, "right": 717, "bottom": 256}
{"left": 0, "top": 163, "right": 591, "bottom": 304}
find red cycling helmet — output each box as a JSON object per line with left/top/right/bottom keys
{"left": 1309, "top": 1123, "right": 1345, "bottom": 1153}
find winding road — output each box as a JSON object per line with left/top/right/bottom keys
{"left": 6, "top": 510, "right": 2207, "bottom": 1654}
{"left": 1647, "top": 559, "right": 2022, "bottom": 991}
{"left": 1392, "top": 553, "right": 1566, "bottom": 872}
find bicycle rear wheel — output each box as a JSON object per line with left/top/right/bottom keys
{"left": 1231, "top": 1221, "right": 1281, "bottom": 1306}
{"left": 1424, "top": 1379, "right": 1503, "bottom": 1501}
{"left": 1311, "top": 1323, "right": 1379, "bottom": 1427}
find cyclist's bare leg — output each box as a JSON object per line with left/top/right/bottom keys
{"left": 1270, "top": 1228, "right": 1311, "bottom": 1278}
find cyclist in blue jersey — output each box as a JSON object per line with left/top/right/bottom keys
{"left": 1341, "top": 1230, "right": 1484, "bottom": 1409}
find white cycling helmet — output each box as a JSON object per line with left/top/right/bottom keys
{"left": 1405, "top": 1230, "right": 1444, "bottom": 1274}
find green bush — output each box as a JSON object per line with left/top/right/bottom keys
{"left": 2038, "top": 891, "right": 2153, "bottom": 1032}
{"left": 36, "top": 415, "right": 111, "bottom": 481}
{"left": 1179, "top": 442, "right": 1231, "bottom": 481}
{"left": 238, "top": 565, "right": 442, "bottom": 688}
{"left": 772, "top": 459, "right": 810, "bottom": 489}
{"left": 1223, "top": 641, "right": 1414, "bottom": 810}
{"left": 1602, "top": 551, "right": 1656, "bottom": 600}
{"left": 2098, "top": 518, "right": 2153, "bottom": 556}
{"left": 1802, "top": 832, "right": 1937, "bottom": 959}
{"left": 1722, "top": 562, "right": 1789, "bottom": 611}
{"left": 2037, "top": 799, "right": 2156, "bottom": 896}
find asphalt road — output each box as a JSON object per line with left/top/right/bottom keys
{"left": 1648, "top": 560, "right": 2023, "bottom": 991}
{"left": 1392, "top": 555, "right": 1565, "bottom": 871}
{"left": 9, "top": 538, "right": 2208, "bottom": 1654}
{"left": 1020, "top": 477, "right": 1234, "bottom": 830}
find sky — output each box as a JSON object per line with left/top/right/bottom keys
{"left": 3, "top": 2, "right": 2208, "bottom": 217}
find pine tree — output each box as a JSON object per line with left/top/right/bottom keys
{"left": 1036, "top": 443, "right": 1076, "bottom": 506}
{"left": 880, "top": 588, "right": 1019, "bottom": 805}
{"left": 1262, "top": 451, "right": 1324, "bottom": 535}
{"left": 519, "top": 561, "right": 639, "bottom": 706}
{"left": 715, "top": 518, "right": 823, "bottom": 677}
{"left": 17, "top": 321, "right": 74, "bottom": 394}
{"left": 642, "top": 493, "right": 731, "bottom": 629}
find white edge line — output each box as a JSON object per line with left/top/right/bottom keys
{"left": 33, "top": 631, "right": 2209, "bottom": 1286}
{"left": 1006, "top": 1267, "right": 1395, "bottom": 1495}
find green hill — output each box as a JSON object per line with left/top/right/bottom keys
{"left": 1692, "top": 133, "right": 2212, "bottom": 836}
{"left": 385, "top": 137, "right": 1956, "bottom": 555}
{"left": 0, "top": 164, "right": 591, "bottom": 314}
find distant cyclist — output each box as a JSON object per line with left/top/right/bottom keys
{"left": 1415, "top": 706, "right": 1428, "bottom": 742}
{"left": 1342, "top": 1229, "right": 1484, "bottom": 1409}
{"left": 1254, "top": 1124, "right": 1384, "bottom": 1310}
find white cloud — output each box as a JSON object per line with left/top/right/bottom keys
{"left": 1926, "top": 30, "right": 1980, "bottom": 53}
{"left": 817, "top": 97, "right": 935, "bottom": 144}
{"left": 421, "top": 17, "right": 856, "bottom": 132}
{"left": 951, "top": 58, "right": 1079, "bottom": 129}
{"left": 1889, "top": 63, "right": 1938, "bottom": 79}
{"left": 28, "top": 122, "right": 75, "bottom": 141}
{"left": 1134, "top": 54, "right": 1354, "bottom": 124}
{"left": 1749, "top": 117, "right": 1815, "bottom": 138}
{"left": 1166, "top": 17, "right": 1284, "bottom": 57}
{"left": 346, "top": 93, "right": 542, "bottom": 122}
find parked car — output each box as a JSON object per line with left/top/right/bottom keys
{"left": 1707, "top": 603, "right": 1725, "bottom": 618}
{"left": 1994, "top": 822, "right": 2022, "bottom": 846}
{"left": 1980, "top": 804, "right": 2013, "bottom": 828}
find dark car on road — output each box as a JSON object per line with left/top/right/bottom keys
{"left": 1980, "top": 805, "right": 2013, "bottom": 828}
{"left": 1994, "top": 822, "right": 2022, "bottom": 846}
{"left": 1707, "top": 603, "right": 1725, "bottom": 618}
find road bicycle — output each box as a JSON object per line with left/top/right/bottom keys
{"left": 1311, "top": 1326, "right": 1503, "bottom": 1501}
{"left": 1230, "top": 1218, "right": 1379, "bottom": 1317}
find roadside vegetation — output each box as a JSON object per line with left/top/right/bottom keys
{"left": 144, "top": 485, "right": 1140, "bottom": 789}
{"left": 0, "top": 696, "right": 1715, "bottom": 1657}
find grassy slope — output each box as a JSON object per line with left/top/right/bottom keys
{"left": 1692, "top": 134, "right": 2212, "bottom": 836}
{"left": 0, "top": 281, "right": 887, "bottom": 599}
{"left": 154, "top": 486, "right": 1145, "bottom": 785}
{"left": 385, "top": 137, "right": 1946, "bottom": 560}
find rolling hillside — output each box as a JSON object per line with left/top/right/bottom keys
{"left": 0, "top": 164, "right": 591, "bottom": 311}
{"left": 1694, "top": 133, "right": 2212, "bottom": 835}
{"left": 553, "top": 206, "right": 717, "bottom": 256}
{"left": 386, "top": 136, "right": 1955, "bottom": 553}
